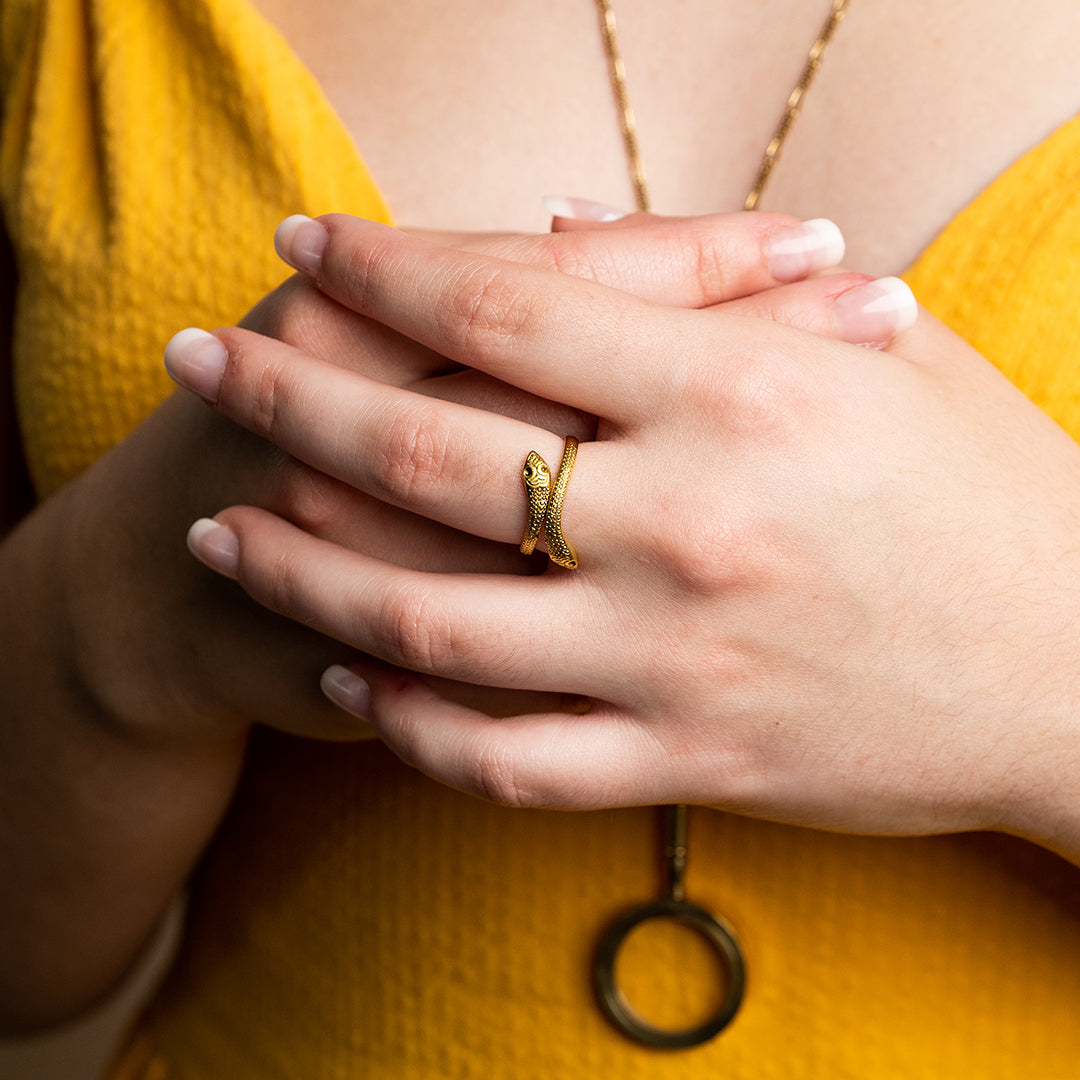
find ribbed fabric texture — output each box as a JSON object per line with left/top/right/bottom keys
{"left": 4, "top": 1, "right": 1080, "bottom": 1075}
{"left": 0, "top": 0, "right": 389, "bottom": 497}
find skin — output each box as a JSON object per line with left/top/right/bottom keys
{"left": 0, "top": 212, "right": 879, "bottom": 1032}
{"left": 186, "top": 216, "right": 1080, "bottom": 865}
{"left": 249, "top": 0, "right": 1080, "bottom": 271}
{"left": 3, "top": 0, "right": 1079, "bottom": 1038}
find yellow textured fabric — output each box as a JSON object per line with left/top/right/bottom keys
{"left": 4, "top": 0, "right": 1080, "bottom": 1076}
{"left": 0, "top": 0, "right": 389, "bottom": 496}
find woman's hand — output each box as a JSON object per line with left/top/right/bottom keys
{"left": 0, "top": 209, "right": 876, "bottom": 1029}
{"left": 172, "top": 211, "right": 911, "bottom": 723}
{"left": 187, "top": 216, "right": 1080, "bottom": 861}
{"left": 162, "top": 210, "right": 907, "bottom": 729}
{"left": 65, "top": 209, "right": 862, "bottom": 744}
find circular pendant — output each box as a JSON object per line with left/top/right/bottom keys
{"left": 593, "top": 898, "right": 746, "bottom": 1049}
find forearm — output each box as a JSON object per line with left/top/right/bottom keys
{"left": 0, "top": 489, "right": 247, "bottom": 1034}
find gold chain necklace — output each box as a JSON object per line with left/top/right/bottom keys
{"left": 595, "top": 0, "right": 851, "bottom": 212}
{"left": 587, "top": 0, "right": 852, "bottom": 1051}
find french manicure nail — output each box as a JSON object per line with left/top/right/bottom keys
{"left": 164, "top": 328, "right": 228, "bottom": 402}
{"left": 830, "top": 276, "right": 918, "bottom": 344}
{"left": 542, "top": 195, "right": 628, "bottom": 222}
{"left": 186, "top": 518, "right": 239, "bottom": 579}
{"left": 274, "top": 214, "right": 329, "bottom": 276}
{"left": 766, "top": 218, "right": 846, "bottom": 282}
{"left": 321, "top": 665, "right": 372, "bottom": 718}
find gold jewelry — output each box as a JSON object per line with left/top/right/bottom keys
{"left": 519, "top": 437, "right": 580, "bottom": 569}
{"left": 589, "top": 0, "right": 853, "bottom": 1049}
{"left": 595, "top": 0, "right": 852, "bottom": 213}
{"left": 520, "top": 452, "right": 552, "bottom": 555}
{"left": 543, "top": 436, "right": 580, "bottom": 569}
{"left": 594, "top": 805, "right": 745, "bottom": 1048}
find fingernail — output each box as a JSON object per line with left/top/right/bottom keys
{"left": 830, "top": 276, "right": 918, "bottom": 344}
{"left": 187, "top": 518, "right": 239, "bottom": 579}
{"left": 766, "top": 218, "right": 846, "bottom": 282}
{"left": 542, "top": 195, "right": 627, "bottom": 222}
{"left": 321, "top": 665, "right": 371, "bottom": 718}
{"left": 274, "top": 214, "right": 328, "bottom": 276}
{"left": 164, "top": 328, "right": 228, "bottom": 402}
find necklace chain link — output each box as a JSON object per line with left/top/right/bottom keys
{"left": 595, "top": 0, "right": 852, "bottom": 213}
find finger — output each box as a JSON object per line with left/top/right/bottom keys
{"left": 248, "top": 213, "right": 850, "bottom": 395}
{"left": 543, "top": 195, "right": 633, "bottom": 227}
{"left": 716, "top": 274, "right": 919, "bottom": 347}
{"left": 241, "top": 274, "right": 453, "bottom": 385}
{"left": 274, "top": 214, "right": 667, "bottom": 413}
{"left": 321, "top": 664, "right": 669, "bottom": 809}
{"left": 165, "top": 327, "right": 609, "bottom": 548}
{"left": 265, "top": 462, "right": 541, "bottom": 575}
{"left": 415, "top": 209, "right": 848, "bottom": 312}
{"left": 419, "top": 367, "right": 598, "bottom": 438}
{"left": 278, "top": 209, "right": 846, "bottom": 311}
{"left": 186, "top": 509, "right": 620, "bottom": 696}
{"left": 483, "top": 215, "right": 842, "bottom": 308}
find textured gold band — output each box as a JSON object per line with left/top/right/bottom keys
{"left": 520, "top": 451, "right": 551, "bottom": 555}
{"left": 519, "top": 436, "right": 580, "bottom": 569}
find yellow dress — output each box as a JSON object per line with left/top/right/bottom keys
{"left": 4, "top": 1, "right": 1080, "bottom": 1076}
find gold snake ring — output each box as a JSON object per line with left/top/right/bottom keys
{"left": 520, "top": 436, "right": 579, "bottom": 569}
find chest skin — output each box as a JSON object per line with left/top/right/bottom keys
{"left": 248, "top": 0, "right": 1080, "bottom": 275}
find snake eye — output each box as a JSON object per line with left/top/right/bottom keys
{"left": 523, "top": 458, "right": 550, "bottom": 486}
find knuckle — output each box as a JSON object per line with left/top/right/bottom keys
{"left": 242, "top": 349, "right": 291, "bottom": 444}
{"left": 724, "top": 360, "right": 792, "bottom": 434}
{"left": 333, "top": 233, "right": 385, "bottom": 310}
{"left": 214, "top": 334, "right": 297, "bottom": 445}
{"left": 471, "top": 233, "right": 619, "bottom": 290}
{"left": 465, "top": 743, "right": 617, "bottom": 810}
{"left": 687, "top": 338, "right": 803, "bottom": 442}
{"left": 249, "top": 543, "right": 317, "bottom": 627}
{"left": 639, "top": 476, "right": 780, "bottom": 596}
{"left": 673, "top": 508, "right": 787, "bottom": 602}
{"left": 692, "top": 227, "right": 742, "bottom": 304}
{"left": 532, "top": 234, "right": 613, "bottom": 284}
{"left": 649, "top": 520, "right": 743, "bottom": 594}
{"left": 435, "top": 262, "right": 535, "bottom": 362}
{"left": 372, "top": 583, "right": 457, "bottom": 673}
{"left": 380, "top": 704, "right": 427, "bottom": 770}
{"left": 322, "top": 227, "right": 414, "bottom": 320}
{"left": 468, "top": 743, "right": 540, "bottom": 809}
{"left": 689, "top": 212, "right": 802, "bottom": 302}
{"left": 370, "top": 401, "right": 456, "bottom": 508}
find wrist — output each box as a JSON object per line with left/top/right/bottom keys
{"left": 53, "top": 436, "right": 251, "bottom": 751}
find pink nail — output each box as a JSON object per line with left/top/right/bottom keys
{"left": 766, "top": 218, "right": 846, "bottom": 282}
{"left": 187, "top": 518, "right": 239, "bottom": 579}
{"left": 164, "top": 328, "right": 227, "bottom": 402}
{"left": 542, "top": 195, "right": 627, "bottom": 222}
{"left": 831, "top": 277, "right": 918, "bottom": 344}
{"left": 321, "top": 665, "right": 372, "bottom": 717}
{"left": 274, "top": 214, "right": 328, "bottom": 277}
